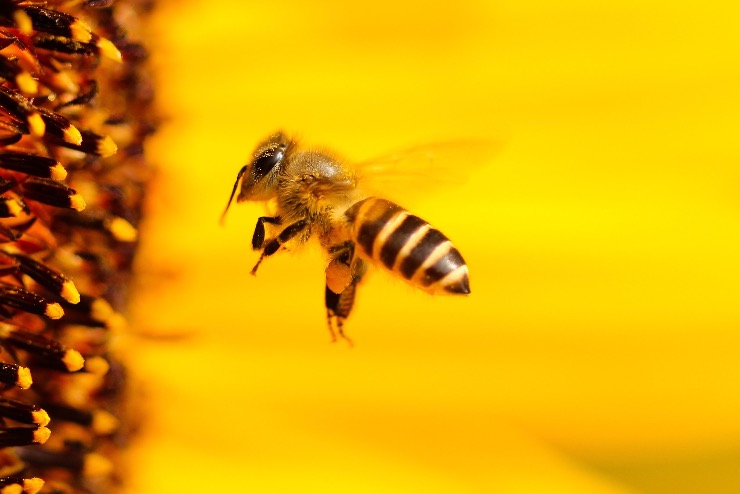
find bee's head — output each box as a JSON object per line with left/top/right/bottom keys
{"left": 221, "top": 131, "right": 291, "bottom": 223}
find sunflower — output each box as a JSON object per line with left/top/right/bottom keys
{"left": 0, "top": 1, "right": 153, "bottom": 492}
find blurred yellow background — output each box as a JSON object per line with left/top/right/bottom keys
{"left": 125, "top": 0, "right": 740, "bottom": 492}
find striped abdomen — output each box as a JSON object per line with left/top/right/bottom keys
{"left": 345, "top": 197, "right": 470, "bottom": 295}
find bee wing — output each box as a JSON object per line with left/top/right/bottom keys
{"left": 351, "top": 139, "right": 500, "bottom": 205}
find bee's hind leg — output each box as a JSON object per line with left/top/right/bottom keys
{"left": 325, "top": 284, "right": 354, "bottom": 346}
{"left": 251, "top": 218, "right": 308, "bottom": 275}
{"left": 325, "top": 256, "right": 367, "bottom": 345}
{"left": 325, "top": 241, "right": 354, "bottom": 294}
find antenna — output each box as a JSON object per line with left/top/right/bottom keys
{"left": 220, "top": 165, "right": 248, "bottom": 225}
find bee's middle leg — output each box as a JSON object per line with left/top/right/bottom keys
{"left": 251, "top": 218, "right": 309, "bottom": 275}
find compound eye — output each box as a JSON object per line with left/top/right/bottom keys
{"left": 252, "top": 146, "right": 285, "bottom": 182}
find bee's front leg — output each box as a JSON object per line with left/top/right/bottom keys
{"left": 251, "top": 218, "right": 309, "bottom": 275}
{"left": 251, "top": 216, "right": 281, "bottom": 250}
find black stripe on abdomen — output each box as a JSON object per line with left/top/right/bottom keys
{"left": 378, "top": 214, "right": 426, "bottom": 269}
{"left": 352, "top": 198, "right": 402, "bottom": 258}
{"left": 355, "top": 205, "right": 399, "bottom": 257}
{"left": 420, "top": 247, "right": 465, "bottom": 286}
{"left": 398, "top": 228, "right": 448, "bottom": 280}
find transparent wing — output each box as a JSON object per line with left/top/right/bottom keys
{"left": 351, "top": 139, "right": 500, "bottom": 205}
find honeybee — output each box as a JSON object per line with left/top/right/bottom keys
{"left": 222, "top": 131, "right": 471, "bottom": 342}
